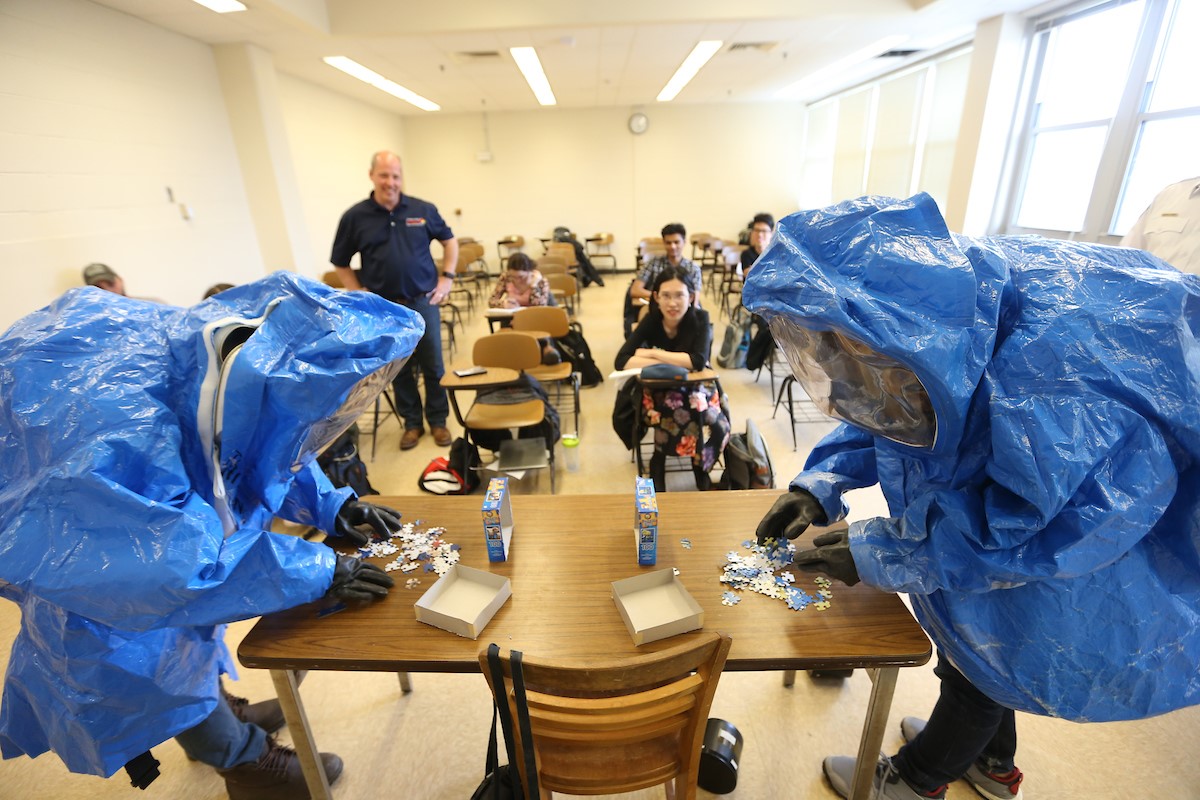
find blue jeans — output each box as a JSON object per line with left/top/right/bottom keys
{"left": 174, "top": 692, "right": 266, "bottom": 769}
{"left": 392, "top": 295, "right": 448, "bottom": 430}
{"left": 892, "top": 654, "right": 1018, "bottom": 791}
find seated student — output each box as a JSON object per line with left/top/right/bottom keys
{"left": 488, "top": 252, "right": 551, "bottom": 308}
{"left": 741, "top": 214, "right": 777, "bottom": 371}
{"left": 488, "top": 252, "right": 560, "bottom": 364}
{"left": 615, "top": 266, "right": 731, "bottom": 490}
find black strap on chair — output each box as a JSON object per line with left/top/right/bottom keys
{"left": 486, "top": 643, "right": 539, "bottom": 799}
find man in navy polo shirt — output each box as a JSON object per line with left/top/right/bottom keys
{"left": 332, "top": 150, "right": 459, "bottom": 450}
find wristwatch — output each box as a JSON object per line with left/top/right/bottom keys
{"left": 441, "top": 271, "right": 456, "bottom": 280}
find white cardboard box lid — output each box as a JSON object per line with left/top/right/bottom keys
{"left": 611, "top": 569, "right": 704, "bottom": 645}
{"left": 414, "top": 565, "right": 512, "bottom": 639}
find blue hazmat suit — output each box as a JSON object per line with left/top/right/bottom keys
{"left": 0, "top": 271, "right": 423, "bottom": 776}
{"left": 744, "top": 193, "right": 1200, "bottom": 722}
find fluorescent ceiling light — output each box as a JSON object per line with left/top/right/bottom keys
{"left": 775, "top": 35, "right": 910, "bottom": 100}
{"left": 657, "top": 40, "right": 723, "bottom": 102}
{"left": 323, "top": 56, "right": 441, "bottom": 112}
{"left": 509, "top": 47, "right": 557, "bottom": 106}
{"left": 190, "top": 0, "right": 246, "bottom": 12}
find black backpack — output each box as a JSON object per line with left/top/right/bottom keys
{"left": 470, "top": 374, "right": 561, "bottom": 452}
{"left": 553, "top": 329, "right": 604, "bottom": 388}
{"left": 317, "top": 423, "right": 377, "bottom": 496}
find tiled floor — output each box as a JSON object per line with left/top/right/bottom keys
{"left": 2, "top": 274, "right": 1198, "bottom": 799}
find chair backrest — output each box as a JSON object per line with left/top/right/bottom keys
{"left": 479, "top": 631, "right": 732, "bottom": 800}
{"left": 321, "top": 270, "right": 344, "bottom": 289}
{"left": 511, "top": 305, "right": 570, "bottom": 338}
{"left": 472, "top": 330, "right": 542, "bottom": 371}
{"left": 545, "top": 241, "right": 578, "bottom": 267}
{"left": 593, "top": 232, "right": 614, "bottom": 246}
{"left": 546, "top": 273, "right": 576, "bottom": 297}
{"left": 537, "top": 257, "right": 568, "bottom": 275}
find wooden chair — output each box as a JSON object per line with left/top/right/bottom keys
{"left": 448, "top": 331, "right": 556, "bottom": 492}
{"left": 321, "top": 270, "right": 344, "bottom": 289}
{"left": 511, "top": 306, "right": 580, "bottom": 434}
{"left": 497, "top": 234, "right": 525, "bottom": 271}
{"left": 546, "top": 273, "right": 578, "bottom": 316}
{"left": 479, "top": 631, "right": 731, "bottom": 800}
{"left": 638, "top": 237, "right": 667, "bottom": 273}
{"left": 585, "top": 232, "right": 617, "bottom": 272}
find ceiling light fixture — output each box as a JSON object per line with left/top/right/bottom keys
{"left": 190, "top": 0, "right": 247, "bottom": 12}
{"left": 509, "top": 47, "right": 557, "bottom": 106}
{"left": 774, "top": 35, "right": 910, "bottom": 101}
{"left": 323, "top": 56, "right": 441, "bottom": 112}
{"left": 657, "top": 40, "right": 723, "bottom": 102}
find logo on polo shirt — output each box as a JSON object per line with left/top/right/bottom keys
{"left": 406, "top": 217, "right": 427, "bottom": 227}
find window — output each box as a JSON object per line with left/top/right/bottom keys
{"left": 797, "top": 47, "right": 973, "bottom": 212}
{"left": 1006, "top": 0, "right": 1200, "bottom": 240}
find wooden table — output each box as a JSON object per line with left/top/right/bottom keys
{"left": 240, "top": 492, "right": 930, "bottom": 799}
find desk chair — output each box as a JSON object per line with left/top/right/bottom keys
{"left": 773, "top": 371, "right": 833, "bottom": 451}
{"left": 320, "top": 270, "right": 343, "bottom": 289}
{"left": 547, "top": 273, "right": 578, "bottom": 317}
{"left": 445, "top": 332, "right": 557, "bottom": 493}
{"left": 479, "top": 631, "right": 732, "bottom": 800}
{"left": 545, "top": 241, "right": 584, "bottom": 310}
{"left": 497, "top": 234, "right": 525, "bottom": 271}
{"left": 585, "top": 232, "right": 617, "bottom": 272}
{"left": 511, "top": 306, "right": 580, "bottom": 434}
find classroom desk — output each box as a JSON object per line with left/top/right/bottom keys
{"left": 239, "top": 491, "right": 931, "bottom": 800}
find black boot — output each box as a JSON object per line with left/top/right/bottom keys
{"left": 219, "top": 736, "right": 343, "bottom": 800}
{"left": 222, "top": 684, "right": 285, "bottom": 735}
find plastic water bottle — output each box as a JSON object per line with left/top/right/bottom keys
{"left": 562, "top": 434, "right": 580, "bottom": 471}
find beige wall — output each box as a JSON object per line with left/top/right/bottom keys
{"left": 401, "top": 103, "right": 805, "bottom": 269}
{"left": 0, "top": 0, "right": 265, "bottom": 329}
{"left": 277, "top": 74, "right": 406, "bottom": 279}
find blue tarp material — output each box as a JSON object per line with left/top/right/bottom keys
{"left": 0, "top": 272, "right": 423, "bottom": 775}
{"left": 744, "top": 193, "right": 1200, "bottom": 722}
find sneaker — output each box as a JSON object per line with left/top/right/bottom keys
{"left": 823, "top": 755, "right": 946, "bottom": 799}
{"left": 401, "top": 427, "right": 424, "bottom": 450}
{"left": 219, "top": 736, "right": 343, "bottom": 800}
{"left": 222, "top": 685, "right": 285, "bottom": 734}
{"left": 899, "top": 717, "right": 1024, "bottom": 800}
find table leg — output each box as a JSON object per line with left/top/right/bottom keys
{"left": 782, "top": 669, "right": 796, "bottom": 687}
{"left": 398, "top": 671, "right": 412, "bottom": 693}
{"left": 848, "top": 667, "right": 898, "bottom": 800}
{"left": 270, "top": 668, "right": 332, "bottom": 800}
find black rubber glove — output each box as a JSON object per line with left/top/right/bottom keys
{"left": 792, "top": 530, "right": 860, "bottom": 586}
{"left": 327, "top": 555, "right": 395, "bottom": 602}
{"left": 334, "top": 499, "right": 402, "bottom": 546}
{"left": 755, "top": 488, "right": 826, "bottom": 545}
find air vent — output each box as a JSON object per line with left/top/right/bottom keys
{"left": 878, "top": 49, "right": 920, "bottom": 58}
{"left": 450, "top": 50, "right": 503, "bottom": 64}
{"left": 728, "top": 41, "right": 779, "bottom": 53}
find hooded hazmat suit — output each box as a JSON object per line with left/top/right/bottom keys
{"left": 0, "top": 271, "right": 423, "bottom": 776}
{"left": 744, "top": 193, "right": 1200, "bottom": 722}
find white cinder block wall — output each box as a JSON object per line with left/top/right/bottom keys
{"left": 3, "top": 0, "right": 807, "bottom": 332}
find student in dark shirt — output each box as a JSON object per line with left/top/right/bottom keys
{"left": 615, "top": 266, "right": 731, "bottom": 490}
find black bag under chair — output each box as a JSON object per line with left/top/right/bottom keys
{"left": 552, "top": 328, "right": 603, "bottom": 388}
{"left": 316, "top": 423, "right": 377, "bottom": 496}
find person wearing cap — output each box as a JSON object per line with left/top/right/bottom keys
{"left": 82, "top": 262, "right": 126, "bottom": 295}
{"left": 331, "top": 150, "right": 458, "bottom": 451}
{"left": 747, "top": 194, "right": 1200, "bottom": 800}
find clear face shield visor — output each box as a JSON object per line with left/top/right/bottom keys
{"left": 294, "top": 358, "right": 408, "bottom": 466}
{"left": 768, "top": 316, "right": 937, "bottom": 448}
